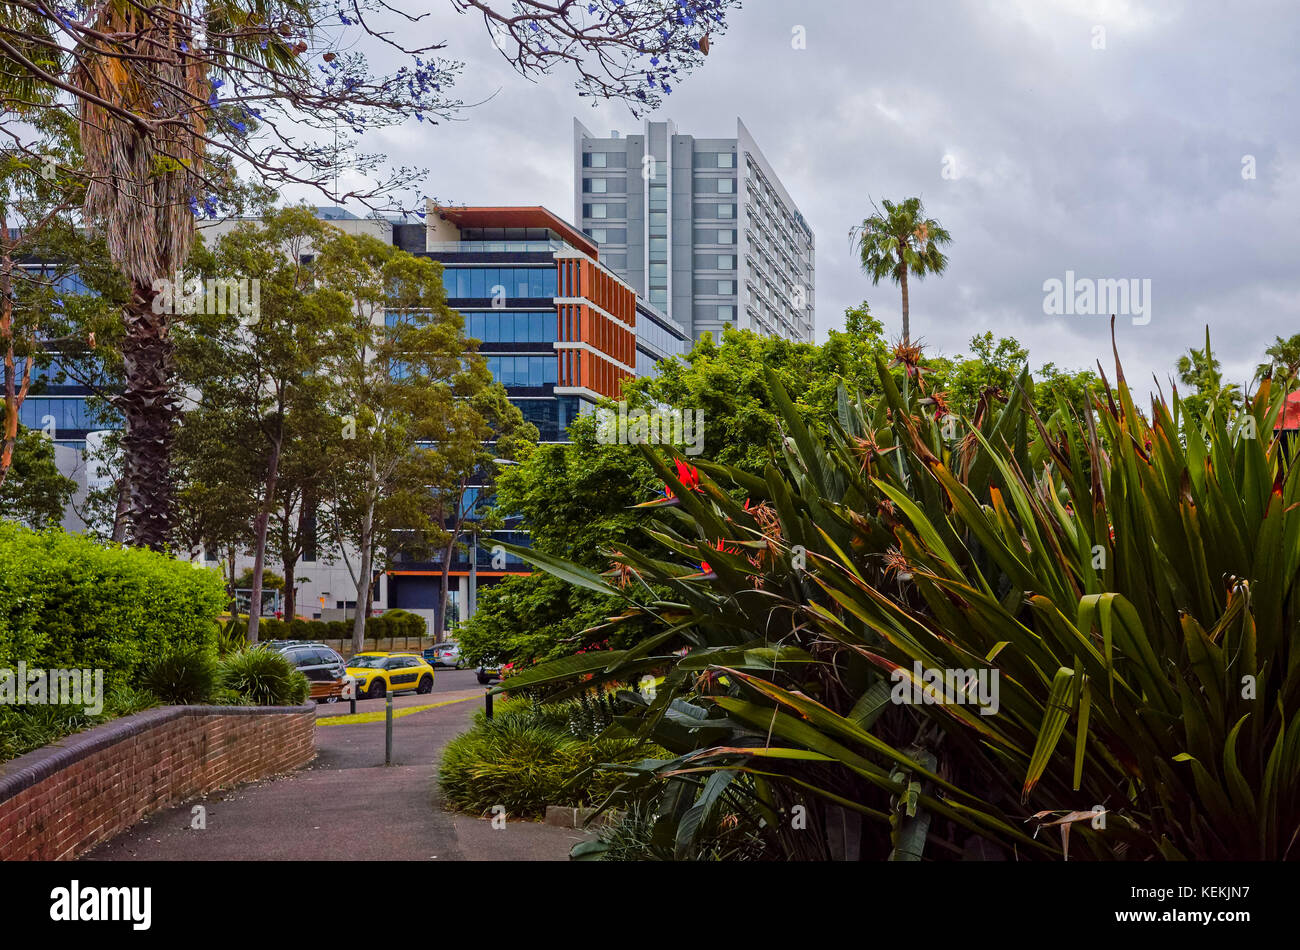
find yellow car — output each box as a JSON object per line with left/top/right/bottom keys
{"left": 345, "top": 652, "right": 436, "bottom": 699}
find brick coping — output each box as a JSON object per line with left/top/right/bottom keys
{"left": 0, "top": 704, "right": 315, "bottom": 802}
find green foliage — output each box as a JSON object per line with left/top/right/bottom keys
{"left": 214, "top": 617, "right": 247, "bottom": 657}
{"left": 0, "top": 427, "right": 77, "bottom": 528}
{"left": 235, "top": 568, "right": 284, "bottom": 591}
{"left": 1177, "top": 329, "right": 1243, "bottom": 422}
{"left": 437, "top": 698, "right": 661, "bottom": 818}
{"left": 508, "top": 340, "right": 1300, "bottom": 861}
{"left": 1257, "top": 332, "right": 1300, "bottom": 383}
{"left": 217, "top": 647, "right": 309, "bottom": 706}
{"left": 0, "top": 685, "right": 162, "bottom": 763}
{"left": 0, "top": 524, "right": 226, "bottom": 692}
{"left": 140, "top": 646, "right": 218, "bottom": 705}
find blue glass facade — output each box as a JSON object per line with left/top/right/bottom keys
{"left": 443, "top": 266, "right": 556, "bottom": 300}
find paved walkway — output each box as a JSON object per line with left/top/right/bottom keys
{"left": 82, "top": 670, "right": 592, "bottom": 861}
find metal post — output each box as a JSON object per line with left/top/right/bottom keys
{"left": 385, "top": 694, "right": 394, "bottom": 766}
{"left": 484, "top": 689, "right": 494, "bottom": 720}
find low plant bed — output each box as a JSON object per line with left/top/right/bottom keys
{"left": 437, "top": 696, "right": 664, "bottom": 820}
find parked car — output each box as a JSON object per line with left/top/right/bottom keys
{"left": 345, "top": 652, "right": 436, "bottom": 699}
{"left": 476, "top": 659, "right": 502, "bottom": 686}
{"left": 264, "top": 641, "right": 347, "bottom": 704}
{"left": 423, "top": 642, "right": 463, "bottom": 669}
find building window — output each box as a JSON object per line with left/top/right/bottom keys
{"left": 718, "top": 178, "right": 735, "bottom": 194}
{"left": 583, "top": 178, "right": 610, "bottom": 193}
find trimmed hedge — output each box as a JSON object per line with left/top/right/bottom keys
{"left": 258, "top": 609, "right": 428, "bottom": 642}
{"left": 0, "top": 524, "right": 226, "bottom": 692}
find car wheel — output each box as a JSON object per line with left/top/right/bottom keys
{"left": 455, "top": 659, "right": 464, "bottom": 670}
{"left": 367, "top": 680, "right": 386, "bottom": 699}
{"left": 417, "top": 675, "right": 433, "bottom": 694}
{"left": 476, "top": 674, "right": 490, "bottom": 685}
{"left": 324, "top": 694, "right": 340, "bottom": 704}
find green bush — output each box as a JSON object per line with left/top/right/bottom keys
{"left": 140, "top": 646, "right": 218, "bottom": 705}
{"left": 382, "top": 609, "right": 427, "bottom": 640}
{"left": 437, "top": 698, "right": 659, "bottom": 818}
{"left": 0, "top": 524, "right": 226, "bottom": 692}
{"left": 217, "top": 647, "right": 309, "bottom": 706}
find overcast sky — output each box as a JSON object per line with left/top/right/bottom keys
{"left": 314, "top": 0, "right": 1300, "bottom": 396}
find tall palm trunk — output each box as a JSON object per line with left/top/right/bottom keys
{"left": 77, "top": 4, "right": 204, "bottom": 549}
{"left": 119, "top": 288, "right": 177, "bottom": 549}
{"left": 898, "top": 256, "right": 911, "bottom": 346}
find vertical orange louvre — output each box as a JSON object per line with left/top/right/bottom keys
{"left": 555, "top": 257, "right": 636, "bottom": 399}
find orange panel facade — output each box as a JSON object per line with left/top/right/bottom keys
{"left": 555, "top": 257, "right": 637, "bottom": 400}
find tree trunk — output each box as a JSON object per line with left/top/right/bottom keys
{"left": 899, "top": 256, "right": 911, "bottom": 346}
{"left": 351, "top": 492, "right": 375, "bottom": 656}
{"left": 119, "top": 288, "right": 176, "bottom": 550}
{"left": 0, "top": 248, "right": 32, "bottom": 491}
{"left": 246, "top": 434, "right": 283, "bottom": 643}
{"left": 282, "top": 557, "right": 297, "bottom": 621}
{"left": 434, "top": 534, "right": 457, "bottom": 643}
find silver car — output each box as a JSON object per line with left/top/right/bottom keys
{"left": 423, "top": 642, "right": 463, "bottom": 669}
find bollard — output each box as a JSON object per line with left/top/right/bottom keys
{"left": 385, "top": 693, "right": 394, "bottom": 766}
{"left": 485, "top": 689, "right": 494, "bottom": 720}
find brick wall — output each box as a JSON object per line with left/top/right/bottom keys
{"left": 0, "top": 704, "right": 315, "bottom": 860}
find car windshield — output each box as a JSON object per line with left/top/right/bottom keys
{"left": 348, "top": 656, "right": 386, "bottom": 668}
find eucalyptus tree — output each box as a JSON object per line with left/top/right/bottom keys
{"left": 178, "top": 206, "right": 353, "bottom": 641}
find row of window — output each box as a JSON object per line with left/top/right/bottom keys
{"left": 585, "top": 228, "right": 627, "bottom": 244}
{"left": 693, "top": 152, "right": 737, "bottom": 169}
{"left": 485, "top": 355, "right": 559, "bottom": 388}
{"left": 513, "top": 396, "right": 582, "bottom": 442}
{"left": 583, "top": 202, "right": 628, "bottom": 219}
{"left": 462, "top": 311, "right": 556, "bottom": 344}
{"left": 695, "top": 203, "right": 736, "bottom": 219}
{"left": 19, "top": 397, "right": 103, "bottom": 433}
{"left": 582, "top": 177, "right": 624, "bottom": 194}
{"left": 695, "top": 228, "right": 737, "bottom": 245}
{"left": 695, "top": 304, "right": 737, "bottom": 322}
{"left": 694, "top": 253, "right": 737, "bottom": 270}
{"left": 636, "top": 317, "right": 688, "bottom": 358}
{"left": 693, "top": 177, "right": 736, "bottom": 194}
{"left": 582, "top": 152, "right": 629, "bottom": 168}
{"left": 444, "top": 267, "right": 557, "bottom": 301}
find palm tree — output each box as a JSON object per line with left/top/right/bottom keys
{"left": 73, "top": 4, "right": 208, "bottom": 549}
{"left": 850, "top": 197, "right": 951, "bottom": 345}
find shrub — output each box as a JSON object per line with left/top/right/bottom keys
{"left": 438, "top": 699, "right": 660, "bottom": 818}
{"left": 139, "top": 646, "right": 218, "bottom": 705}
{"left": 260, "top": 618, "right": 290, "bottom": 640}
{"left": 217, "top": 647, "right": 309, "bottom": 706}
{"left": 0, "top": 525, "right": 226, "bottom": 693}
{"left": 382, "top": 609, "right": 427, "bottom": 640}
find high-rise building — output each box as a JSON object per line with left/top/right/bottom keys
{"left": 573, "top": 117, "right": 816, "bottom": 344}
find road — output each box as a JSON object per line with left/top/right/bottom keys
{"left": 83, "top": 669, "right": 592, "bottom": 862}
